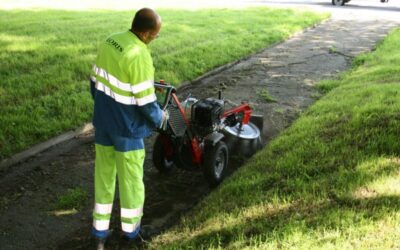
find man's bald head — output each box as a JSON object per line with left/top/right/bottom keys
{"left": 130, "top": 8, "right": 161, "bottom": 44}
{"left": 131, "top": 8, "right": 161, "bottom": 33}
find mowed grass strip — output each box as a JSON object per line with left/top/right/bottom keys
{"left": 0, "top": 8, "right": 327, "bottom": 160}
{"left": 149, "top": 28, "right": 400, "bottom": 249}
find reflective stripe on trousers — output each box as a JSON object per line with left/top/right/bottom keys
{"left": 93, "top": 144, "right": 145, "bottom": 233}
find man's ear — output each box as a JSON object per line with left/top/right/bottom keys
{"left": 136, "top": 31, "right": 148, "bottom": 43}
{"left": 144, "top": 31, "right": 151, "bottom": 41}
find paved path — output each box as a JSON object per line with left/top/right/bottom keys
{"left": 180, "top": 19, "right": 397, "bottom": 141}
{"left": 0, "top": 2, "right": 399, "bottom": 249}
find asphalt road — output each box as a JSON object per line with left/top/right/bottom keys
{"left": 1, "top": 0, "right": 400, "bottom": 22}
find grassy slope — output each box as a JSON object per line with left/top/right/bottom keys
{"left": 150, "top": 28, "right": 400, "bottom": 249}
{"left": 0, "top": 8, "right": 327, "bottom": 160}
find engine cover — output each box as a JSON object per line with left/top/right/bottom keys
{"left": 191, "top": 98, "right": 224, "bottom": 130}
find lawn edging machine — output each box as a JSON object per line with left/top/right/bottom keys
{"left": 153, "top": 81, "right": 263, "bottom": 187}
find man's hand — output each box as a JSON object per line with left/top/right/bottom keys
{"left": 160, "top": 110, "right": 169, "bottom": 130}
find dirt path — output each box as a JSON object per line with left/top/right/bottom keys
{"left": 0, "top": 19, "right": 398, "bottom": 249}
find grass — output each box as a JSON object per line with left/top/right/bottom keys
{"left": 0, "top": 8, "right": 327, "bottom": 160}
{"left": 257, "top": 88, "right": 277, "bottom": 103}
{"left": 149, "top": 28, "right": 400, "bottom": 249}
{"left": 52, "top": 187, "right": 88, "bottom": 211}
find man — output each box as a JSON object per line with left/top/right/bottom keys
{"left": 90, "top": 8, "right": 166, "bottom": 245}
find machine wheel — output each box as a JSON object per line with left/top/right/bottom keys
{"left": 153, "top": 135, "right": 174, "bottom": 173}
{"left": 332, "top": 0, "right": 345, "bottom": 5}
{"left": 202, "top": 141, "right": 229, "bottom": 187}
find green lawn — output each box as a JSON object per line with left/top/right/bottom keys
{"left": 149, "top": 28, "right": 400, "bottom": 249}
{"left": 0, "top": 8, "right": 327, "bottom": 160}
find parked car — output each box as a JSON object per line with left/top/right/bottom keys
{"left": 332, "top": 0, "right": 389, "bottom": 6}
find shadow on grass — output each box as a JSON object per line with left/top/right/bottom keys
{"left": 173, "top": 155, "right": 400, "bottom": 249}
{"left": 159, "top": 124, "right": 400, "bottom": 248}
{"left": 177, "top": 194, "right": 400, "bottom": 248}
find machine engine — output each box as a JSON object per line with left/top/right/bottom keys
{"left": 191, "top": 98, "right": 224, "bottom": 136}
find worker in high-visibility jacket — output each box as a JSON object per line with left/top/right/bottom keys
{"left": 90, "top": 8, "right": 167, "bottom": 243}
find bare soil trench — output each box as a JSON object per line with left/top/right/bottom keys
{"left": 0, "top": 19, "right": 397, "bottom": 250}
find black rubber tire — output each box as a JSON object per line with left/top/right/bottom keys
{"left": 153, "top": 135, "right": 174, "bottom": 174}
{"left": 202, "top": 141, "right": 229, "bottom": 187}
{"left": 332, "top": 0, "right": 345, "bottom": 6}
